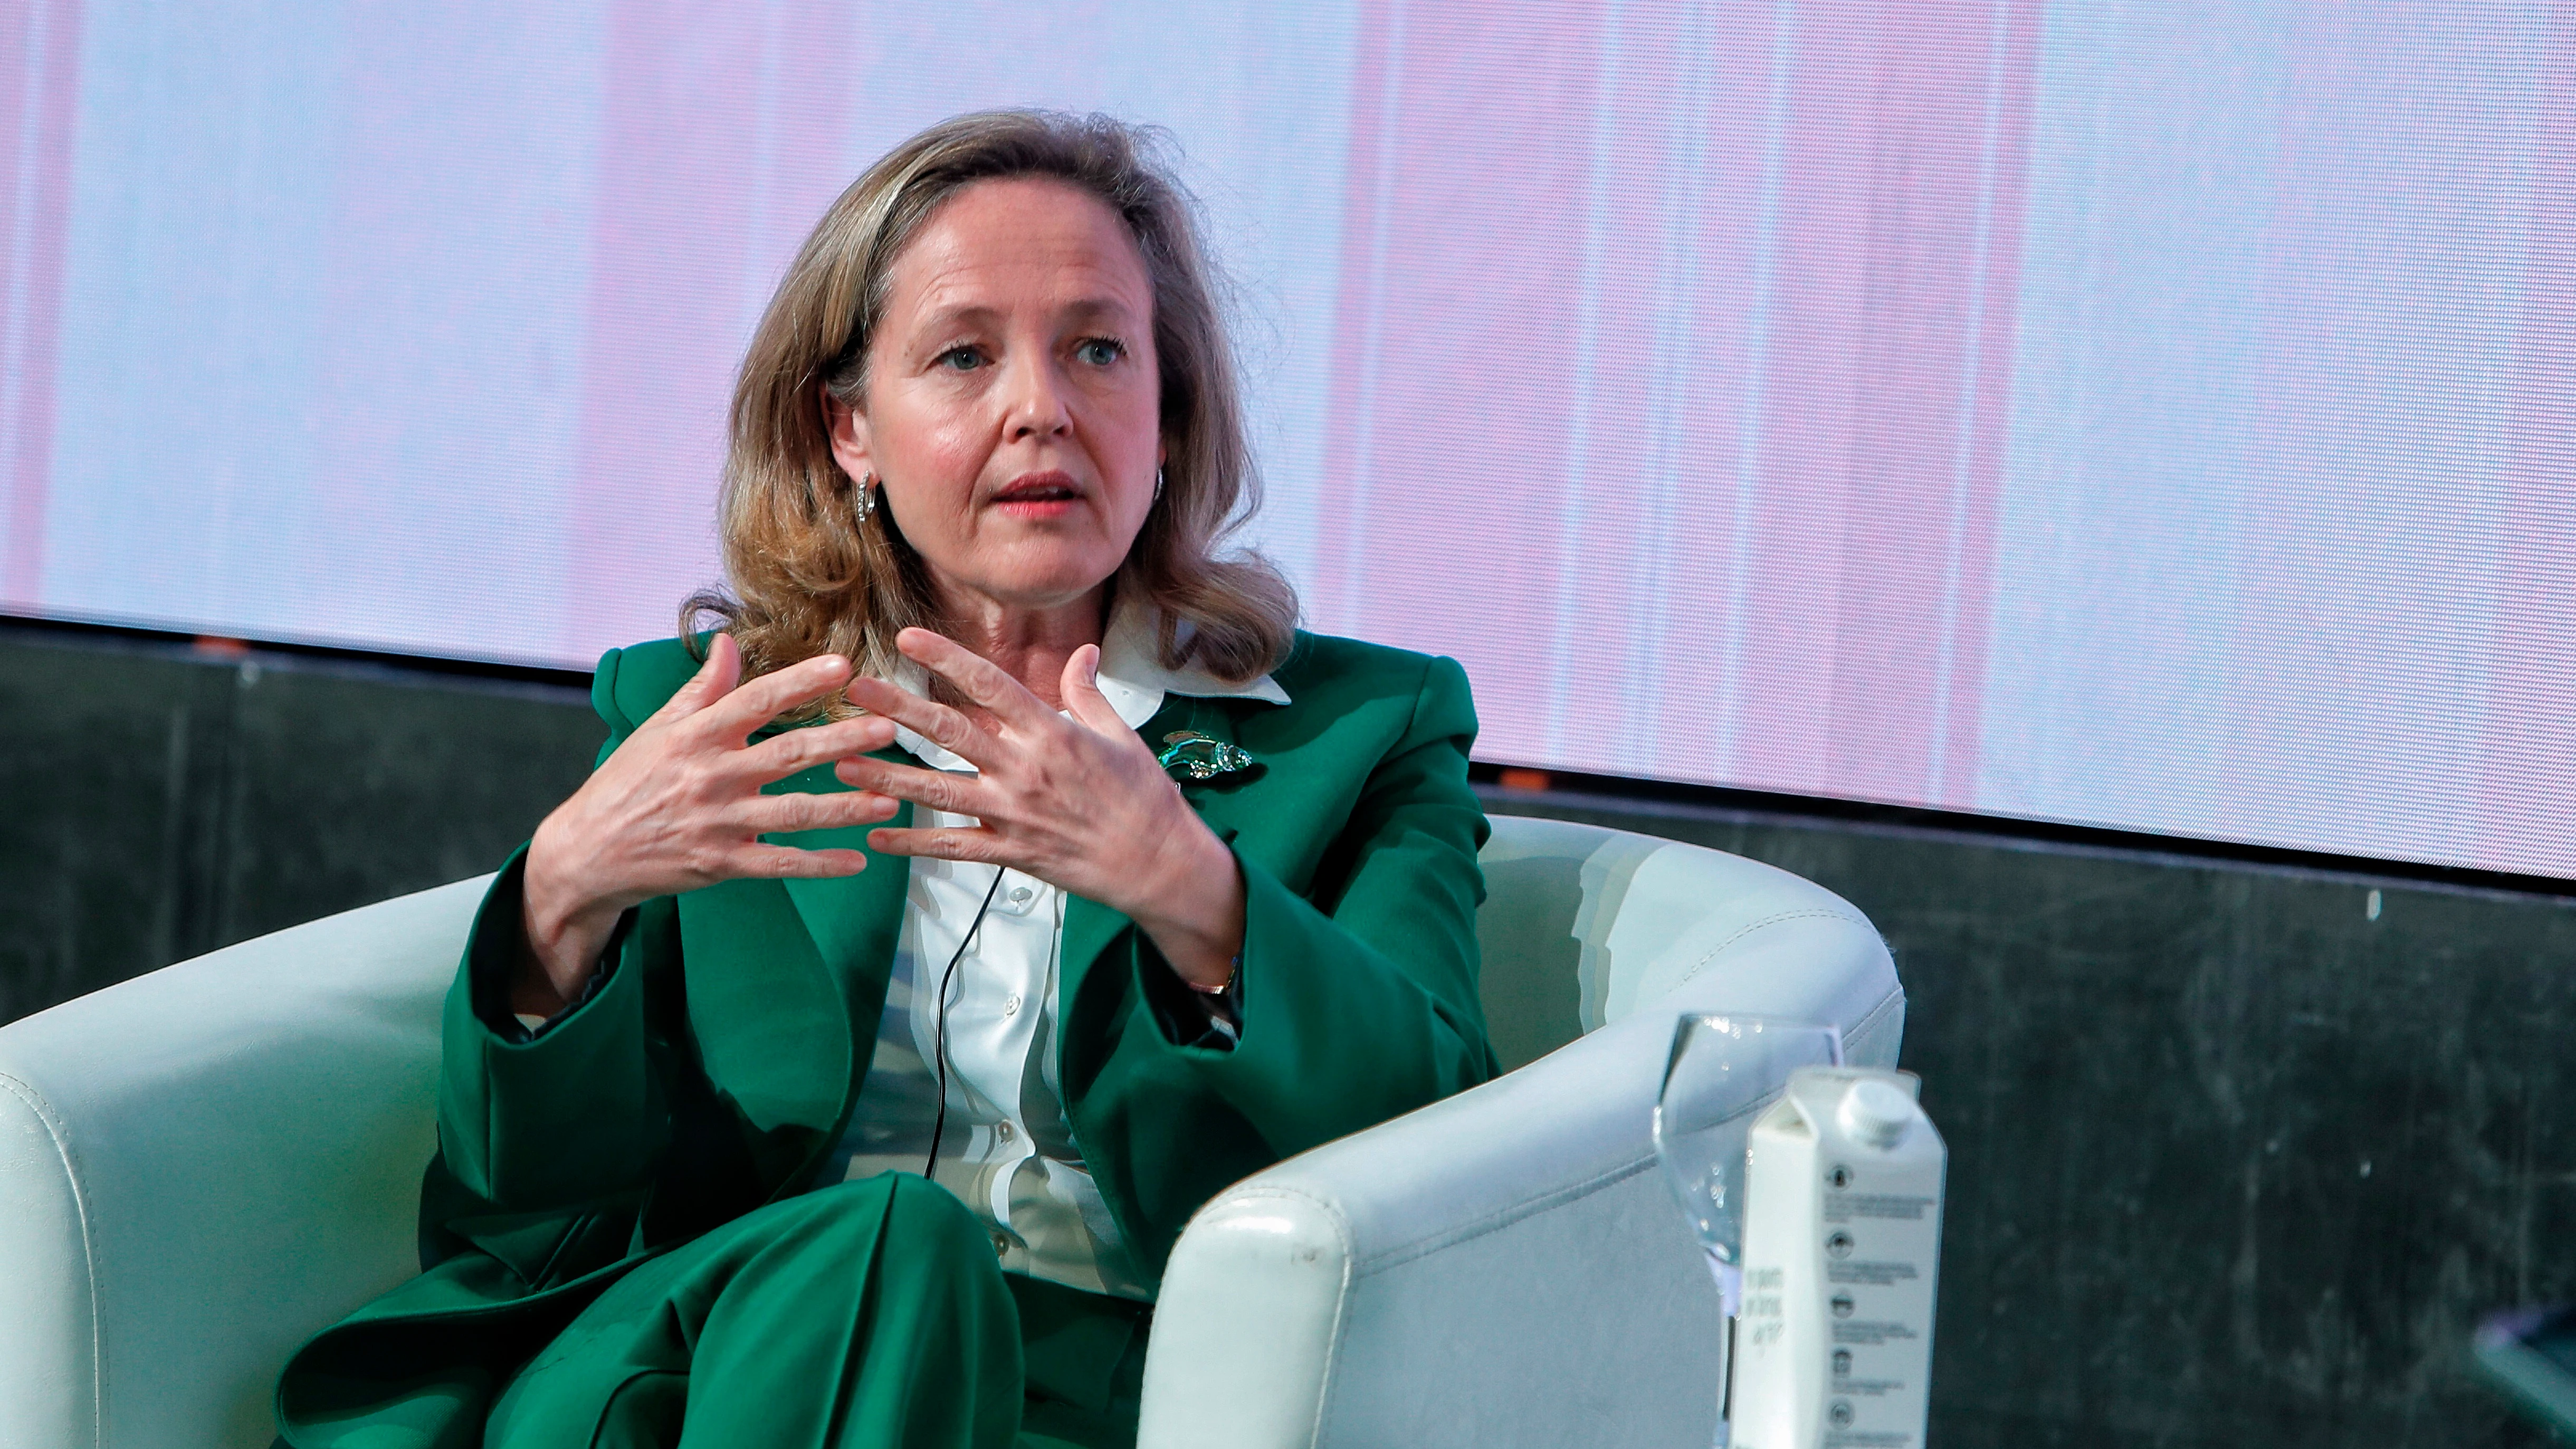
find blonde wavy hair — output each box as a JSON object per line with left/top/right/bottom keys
{"left": 685, "top": 110, "right": 1299, "bottom": 705}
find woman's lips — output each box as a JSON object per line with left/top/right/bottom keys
{"left": 990, "top": 471, "right": 1084, "bottom": 517}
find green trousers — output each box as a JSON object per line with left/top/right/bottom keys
{"left": 450, "top": 1174, "right": 1146, "bottom": 1449}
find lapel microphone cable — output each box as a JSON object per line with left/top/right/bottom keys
{"left": 924, "top": 864, "right": 1008, "bottom": 1179}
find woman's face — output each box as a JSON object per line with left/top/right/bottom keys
{"left": 830, "top": 176, "right": 1163, "bottom": 619}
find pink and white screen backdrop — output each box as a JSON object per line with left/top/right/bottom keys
{"left": 2, "top": 1, "right": 2570, "bottom": 875}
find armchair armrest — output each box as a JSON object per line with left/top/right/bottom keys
{"left": 1138, "top": 893, "right": 1900, "bottom": 1448}
{"left": 0, "top": 877, "right": 484, "bottom": 1449}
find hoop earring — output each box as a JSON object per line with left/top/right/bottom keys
{"left": 1153, "top": 466, "right": 1165, "bottom": 501}
{"left": 857, "top": 473, "right": 878, "bottom": 522}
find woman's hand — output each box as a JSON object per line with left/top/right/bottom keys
{"left": 835, "top": 627, "right": 1246, "bottom": 989}
{"left": 516, "top": 634, "right": 901, "bottom": 1015}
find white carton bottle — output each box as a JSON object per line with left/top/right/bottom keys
{"left": 1731, "top": 1068, "right": 1945, "bottom": 1449}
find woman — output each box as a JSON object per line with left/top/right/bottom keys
{"left": 274, "top": 110, "right": 1493, "bottom": 1449}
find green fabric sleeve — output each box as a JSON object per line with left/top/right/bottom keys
{"left": 433, "top": 646, "right": 672, "bottom": 1212}
{"left": 1133, "top": 653, "right": 1495, "bottom": 1159}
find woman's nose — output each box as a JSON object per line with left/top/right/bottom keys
{"left": 1001, "top": 355, "right": 1075, "bottom": 441}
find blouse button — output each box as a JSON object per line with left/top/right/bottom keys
{"left": 1003, "top": 995, "right": 1021, "bottom": 1016}
{"left": 997, "top": 1120, "right": 1016, "bottom": 1142}
{"left": 1009, "top": 885, "right": 1034, "bottom": 904}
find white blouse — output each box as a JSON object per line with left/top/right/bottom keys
{"left": 817, "top": 603, "right": 1286, "bottom": 1301}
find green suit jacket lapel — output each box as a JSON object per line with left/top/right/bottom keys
{"left": 679, "top": 747, "right": 914, "bottom": 1174}
{"left": 771, "top": 749, "right": 916, "bottom": 1122}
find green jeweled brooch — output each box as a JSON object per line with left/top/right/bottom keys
{"left": 1158, "top": 729, "right": 1255, "bottom": 781}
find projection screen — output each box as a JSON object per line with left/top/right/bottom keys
{"left": 1, "top": 0, "right": 2569, "bottom": 876}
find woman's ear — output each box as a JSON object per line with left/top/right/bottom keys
{"left": 824, "top": 388, "right": 873, "bottom": 483}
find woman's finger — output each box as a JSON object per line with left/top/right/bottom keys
{"left": 695, "top": 652, "right": 856, "bottom": 741}
{"left": 864, "top": 825, "right": 1007, "bottom": 864}
{"left": 644, "top": 632, "right": 742, "bottom": 726}
{"left": 727, "top": 843, "right": 874, "bottom": 879}
{"left": 736, "top": 788, "right": 901, "bottom": 835}
{"left": 896, "top": 627, "right": 1055, "bottom": 731}
{"left": 843, "top": 674, "right": 1001, "bottom": 767}
{"left": 739, "top": 712, "right": 898, "bottom": 780}
{"left": 1057, "top": 644, "right": 1132, "bottom": 740}
{"left": 834, "top": 754, "right": 996, "bottom": 817}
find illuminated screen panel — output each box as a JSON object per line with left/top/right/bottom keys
{"left": 0, "top": 2, "right": 2568, "bottom": 876}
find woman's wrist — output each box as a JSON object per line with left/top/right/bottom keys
{"left": 519, "top": 817, "right": 625, "bottom": 1011}
{"left": 1182, "top": 956, "right": 1240, "bottom": 996}
{"left": 1125, "top": 813, "right": 1246, "bottom": 990}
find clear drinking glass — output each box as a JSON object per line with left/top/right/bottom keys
{"left": 1653, "top": 1014, "right": 1845, "bottom": 1446}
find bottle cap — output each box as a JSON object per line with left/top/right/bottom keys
{"left": 1838, "top": 1079, "right": 1916, "bottom": 1151}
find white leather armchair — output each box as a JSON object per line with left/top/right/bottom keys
{"left": 0, "top": 813, "right": 1901, "bottom": 1448}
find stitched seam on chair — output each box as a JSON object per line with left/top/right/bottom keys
{"left": 1844, "top": 989, "right": 1905, "bottom": 1058}
{"left": 0, "top": 1070, "right": 104, "bottom": 1449}
{"left": 1666, "top": 909, "right": 1871, "bottom": 994}
{"left": 1192, "top": 1185, "right": 1353, "bottom": 1447}
{"left": 1350, "top": 1151, "right": 1658, "bottom": 1279}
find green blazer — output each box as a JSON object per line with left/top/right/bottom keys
{"left": 276, "top": 630, "right": 1494, "bottom": 1434}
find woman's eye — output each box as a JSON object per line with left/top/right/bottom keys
{"left": 936, "top": 347, "right": 983, "bottom": 371}
{"left": 1075, "top": 338, "right": 1125, "bottom": 366}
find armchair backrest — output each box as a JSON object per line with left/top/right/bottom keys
{"left": 1476, "top": 811, "right": 1902, "bottom": 1069}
